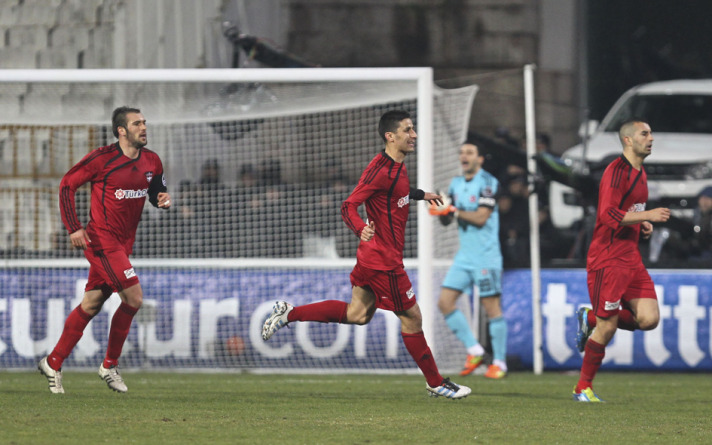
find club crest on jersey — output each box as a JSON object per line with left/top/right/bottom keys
{"left": 145, "top": 171, "right": 154, "bottom": 183}
{"left": 115, "top": 188, "right": 148, "bottom": 200}
{"left": 397, "top": 194, "right": 410, "bottom": 208}
{"left": 627, "top": 203, "right": 646, "bottom": 213}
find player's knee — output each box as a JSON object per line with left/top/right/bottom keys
{"left": 123, "top": 292, "right": 143, "bottom": 309}
{"left": 346, "top": 306, "right": 373, "bottom": 325}
{"left": 352, "top": 312, "right": 373, "bottom": 326}
{"left": 129, "top": 295, "right": 143, "bottom": 309}
{"left": 637, "top": 315, "right": 659, "bottom": 331}
{"left": 82, "top": 303, "right": 102, "bottom": 317}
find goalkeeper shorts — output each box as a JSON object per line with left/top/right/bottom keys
{"left": 442, "top": 263, "right": 502, "bottom": 298}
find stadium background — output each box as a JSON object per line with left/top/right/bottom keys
{"left": 2, "top": 0, "right": 712, "bottom": 373}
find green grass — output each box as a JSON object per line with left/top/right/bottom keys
{"left": 1, "top": 371, "right": 711, "bottom": 444}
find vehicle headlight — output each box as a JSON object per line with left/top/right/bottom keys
{"left": 686, "top": 161, "right": 712, "bottom": 179}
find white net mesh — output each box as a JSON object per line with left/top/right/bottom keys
{"left": 0, "top": 69, "right": 480, "bottom": 372}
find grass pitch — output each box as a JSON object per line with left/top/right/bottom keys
{"left": 1, "top": 370, "right": 711, "bottom": 444}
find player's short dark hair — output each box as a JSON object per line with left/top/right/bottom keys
{"left": 112, "top": 106, "right": 142, "bottom": 138}
{"left": 618, "top": 117, "right": 648, "bottom": 145}
{"left": 378, "top": 110, "right": 411, "bottom": 142}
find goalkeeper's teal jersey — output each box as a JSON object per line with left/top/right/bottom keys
{"left": 448, "top": 169, "right": 502, "bottom": 269}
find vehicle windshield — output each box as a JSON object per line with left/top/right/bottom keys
{"left": 604, "top": 94, "right": 712, "bottom": 134}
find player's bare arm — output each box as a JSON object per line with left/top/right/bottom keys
{"left": 456, "top": 206, "right": 493, "bottom": 228}
{"left": 645, "top": 207, "right": 671, "bottom": 222}
{"left": 620, "top": 207, "right": 670, "bottom": 225}
{"left": 69, "top": 228, "right": 91, "bottom": 250}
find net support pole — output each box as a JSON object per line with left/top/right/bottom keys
{"left": 416, "top": 68, "right": 436, "bottom": 349}
{"left": 524, "top": 64, "right": 543, "bottom": 375}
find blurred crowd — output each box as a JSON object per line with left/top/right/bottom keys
{"left": 43, "top": 129, "right": 712, "bottom": 268}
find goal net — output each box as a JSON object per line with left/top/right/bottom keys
{"left": 0, "top": 68, "right": 478, "bottom": 373}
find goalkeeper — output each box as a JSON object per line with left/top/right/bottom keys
{"left": 431, "top": 142, "right": 508, "bottom": 379}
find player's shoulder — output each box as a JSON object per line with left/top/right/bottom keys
{"left": 362, "top": 152, "right": 392, "bottom": 178}
{"left": 80, "top": 143, "right": 119, "bottom": 165}
{"left": 604, "top": 155, "right": 628, "bottom": 172}
{"left": 140, "top": 147, "right": 160, "bottom": 158}
{"left": 370, "top": 151, "right": 392, "bottom": 166}
{"left": 450, "top": 175, "right": 466, "bottom": 186}
{"left": 140, "top": 147, "right": 164, "bottom": 164}
{"left": 92, "top": 143, "right": 119, "bottom": 155}
{"left": 601, "top": 155, "right": 632, "bottom": 181}
{"left": 478, "top": 169, "right": 499, "bottom": 184}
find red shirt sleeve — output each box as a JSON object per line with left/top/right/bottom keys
{"left": 341, "top": 181, "right": 373, "bottom": 238}
{"left": 59, "top": 152, "right": 101, "bottom": 234}
{"left": 341, "top": 162, "right": 386, "bottom": 238}
{"left": 596, "top": 165, "right": 627, "bottom": 230}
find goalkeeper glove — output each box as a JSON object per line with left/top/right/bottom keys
{"left": 428, "top": 193, "right": 457, "bottom": 216}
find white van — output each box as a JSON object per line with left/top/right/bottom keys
{"left": 550, "top": 79, "right": 712, "bottom": 229}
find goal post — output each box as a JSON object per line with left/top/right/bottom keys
{"left": 0, "top": 68, "right": 479, "bottom": 373}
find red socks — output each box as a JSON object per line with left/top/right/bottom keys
{"left": 286, "top": 304, "right": 443, "bottom": 388}
{"left": 576, "top": 338, "right": 605, "bottom": 392}
{"left": 47, "top": 305, "right": 94, "bottom": 371}
{"left": 401, "top": 331, "right": 443, "bottom": 388}
{"left": 288, "top": 300, "right": 348, "bottom": 323}
{"left": 103, "top": 302, "right": 139, "bottom": 368}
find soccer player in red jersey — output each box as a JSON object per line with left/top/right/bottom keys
{"left": 572, "top": 119, "right": 670, "bottom": 402}
{"left": 38, "top": 106, "right": 172, "bottom": 394}
{"left": 262, "top": 110, "right": 471, "bottom": 399}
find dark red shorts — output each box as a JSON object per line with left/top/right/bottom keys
{"left": 350, "top": 262, "right": 416, "bottom": 312}
{"left": 83, "top": 231, "right": 139, "bottom": 294}
{"left": 587, "top": 264, "right": 656, "bottom": 318}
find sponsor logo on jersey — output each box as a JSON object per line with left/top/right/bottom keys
{"left": 604, "top": 299, "right": 621, "bottom": 311}
{"left": 115, "top": 188, "right": 148, "bottom": 200}
{"left": 397, "top": 194, "right": 410, "bottom": 208}
{"left": 145, "top": 171, "right": 153, "bottom": 183}
{"left": 123, "top": 267, "right": 136, "bottom": 279}
{"left": 406, "top": 288, "right": 415, "bottom": 299}
{"left": 627, "top": 203, "right": 646, "bottom": 213}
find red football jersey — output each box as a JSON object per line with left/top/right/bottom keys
{"left": 587, "top": 155, "right": 648, "bottom": 270}
{"left": 342, "top": 152, "right": 413, "bottom": 271}
{"left": 59, "top": 143, "right": 166, "bottom": 249}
